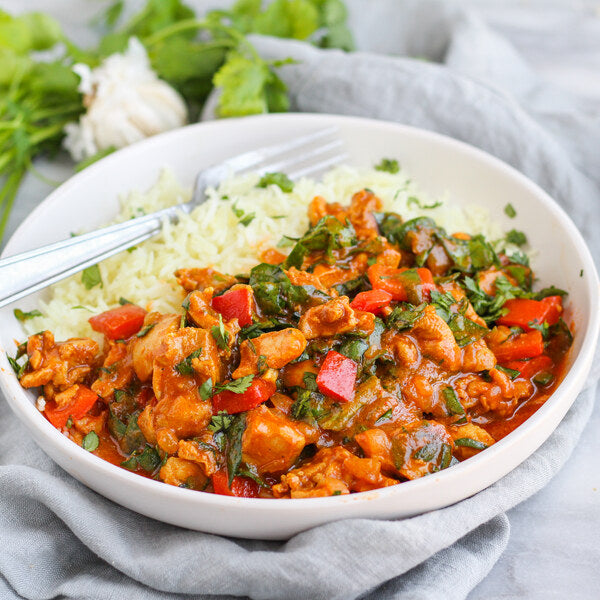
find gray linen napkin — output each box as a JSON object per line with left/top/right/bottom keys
{"left": 1, "top": 2, "right": 599, "bottom": 599}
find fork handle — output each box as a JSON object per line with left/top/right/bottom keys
{"left": 0, "top": 206, "right": 182, "bottom": 309}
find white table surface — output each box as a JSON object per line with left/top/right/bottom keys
{"left": 2, "top": 1, "right": 599, "bottom": 599}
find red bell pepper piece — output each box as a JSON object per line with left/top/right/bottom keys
{"left": 541, "top": 295, "right": 563, "bottom": 325}
{"left": 496, "top": 298, "right": 551, "bottom": 330}
{"left": 88, "top": 304, "right": 146, "bottom": 339}
{"left": 492, "top": 330, "right": 544, "bottom": 363}
{"left": 211, "top": 287, "right": 254, "bottom": 327}
{"left": 504, "top": 355, "right": 554, "bottom": 380}
{"left": 212, "top": 378, "right": 276, "bottom": 414}
{"left": 350, "top": 289, "right": 393, "bottom": 314}
{"left": 316, "top": 350, "right": 357, "bottom": 403}
{"left": 212, "top": 470, "right": 260, "bottom": 497}
{"left": 367, "top": 264, "right": 435, "bottom": 303}
{"left": 44, "top": 385, "right": 99, "bottom": 429}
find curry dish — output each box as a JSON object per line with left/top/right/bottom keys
{"left": 12, "top": 189, "right": 572, "bottom": 498}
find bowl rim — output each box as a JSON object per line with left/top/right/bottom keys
{"left": 1, "top": 112, "right": 598, "bottom": 512}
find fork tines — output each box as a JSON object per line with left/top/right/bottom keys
{"left": 222, "top": 128, "right": 347, "bottom": 181}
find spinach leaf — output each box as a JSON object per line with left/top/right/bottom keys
{"left": 249, "top": 263, "right": 311, "bottom": 315}
{"left": 225, "top": 413, "right": 246, "bottom": 485}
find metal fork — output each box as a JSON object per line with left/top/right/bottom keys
{"left": 0, "top": 128, "right": 346, "bottom": 309}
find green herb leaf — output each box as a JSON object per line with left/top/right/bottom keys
{"left": 454, "top": 437, "right": 488, "bottom": 450}
{"left": 495, "top": 365, "right": 520, "bottom": 380}
{"left": 118, "top": 297, "right": 132, "bottom": 305}
{"left": 375, "top": 408, "right": 393, "bottom": 425}
{"left": 231, "top": 202, "right": 256, "bottom": 226}
{"left": 136, "top": 323, "right": 155, "bottom": 338}
{"left": 504, "top": 203, "right": 516, "bottom": 218}
{"left": 225, "top": 413, "right": 247, "bottom": 486}
{"left": 374, "top": 158, "right": 399, "bottom": 174}
{"left": 214, "top": 374, "right": 254, "bottom": 394}
{"left": 74, "top": 146, "right": 116, "bottom": 172}
{"left": 257, "top": 171, "right": 294, "bottom": 193}
{"left": 442, "top": 387, "right": 465, "bottom": 416}
{"left": 175, "top": 348, "right": 202, "bottom": 376}
{"left": 13, "top": 308, "right": 42, "bottom": 321}
{"left": 407, "top": 196, "right": 442, "bottom": 210}
{"left": 199, "top": 377, "right": 213, "bottom": 401}
{"left": 505, "top": 229, "right": 527, "bottom": 247}
{"left": 533, "top": 371, "right": 554, "bottom": 386}
{"left": 208, "top": 410, "right": 234, "bottom": 434}
{"left": 81, "top": 265, "right": 103, "bottom": 290}
{"left": 211, "top": 314, "right": 231, "bottom": 351}
{"left": 82, "top": 431, "right": 99, "bottom": 452}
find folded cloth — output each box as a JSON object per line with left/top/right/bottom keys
{"left": 1, "top": 2, "right": 598, "bottom": 599}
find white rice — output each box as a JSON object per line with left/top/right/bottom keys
{"left": 23, "top": 165, "right": 504, "bottom": 342}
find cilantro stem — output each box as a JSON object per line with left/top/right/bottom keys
{"left": 144, "top": 18, "right": 209, "bottom": 46}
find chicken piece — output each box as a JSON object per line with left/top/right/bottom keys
{"left": 259, "top": 248, "right": 287, "bottom": 265}
{"left": 313, "top": 253, "right": 369, "bottom": 289}
{"left": 389, "top": 420, "right": 454, "bottom": 480}
{"left": 177, "top": 437, "right": 218, "bottom": 477}
{"left": 425, "top": 244, "right": 452, "bottom": 276}
{"left": 242, "top": 405, "right": 307, "bottom": 474}
{"left": 384, "top": 331, "right": 420, "bottom": 368}
{"left": 149, "top": 328, "right": 216, "bottom": 452}
{"left": 298, "top": 296, "right": 358, "bottom": 339}
{"left": 185, "top": 288, "right": 220, "bottom": 330}
{"left": 281, "top": 359, "right": 319, "bottom": 389}
{"left": 232, "top": 328, "right": 307, "bottom": 378}
{"left": 272, "top": 446, "right": 397, "bottom": 498}
{"left": 174, "top": 267, "right": 236, "bottom": 294}
{"left": 20, "top": 331, "right": 99, "bottom": 392}
{"left": 159, "top": 457, "right": 208, "bottom": 490}
{"left": 355, "top": 428, "right": 396, "bottom": 473}
{"left": 354, "top": 310, "right": 376, "bottom": 335}
{"left": 91, "top": 339, "right": 135, "bottom": 400}
{"left": 186, "top": 288, "right": 240, "bottom": 352}
{"left": 448, "top": 423, "right": 495, "bottom": 461}
{"left": 347, "top": 189, "right": 382, "bottom": 240}
{"left": 410, "top": 305, "right": 461, "bottom": 371}
{"left": 132, "top": 313, "right": 179, "bottom": 382}
{"left": 401, "top": 374, "right": 437, "bottom": 414}
{"left": 465, "top": 368, "right": 533, "bottom": 417}
{"left": 307, "top": 195, "right": 347, "bottom": 227}
{"left": 375, "top": 247, "right": 402, "bottom": 268}
{"left": 153, "top": 327, "right": 222, "bottom": 399}
{"left": 72, "top": 411, "right": 107, "bottom": 437}
{"left": 285, "top": 267, "right": 326, "bottom": 290}
{"left": 461, "top": 339, "right": 496, "bottom": 372}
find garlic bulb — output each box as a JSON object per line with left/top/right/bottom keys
{"left": 63, "top": 38, "right": 187, "bottom": 161}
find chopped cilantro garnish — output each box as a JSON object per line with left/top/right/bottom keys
{"left": 82, "top": 431, "right": 99, "bottom": 452}
{"left": 214, "top": 374, "right": 254, "bottom": 394}
{"left": 505, "top": 229, "right": 527, "bottom": 247}
{"left": 504, "top": 203, "right": 516, "bottom": 218}
{"left": 81, "top": 264, "right": 102, "bottom": 290}
{"left": 175, "top": 348, "right": 203, "bottom": 376}
{"left": 374, "top": 158, "right": 400, "bottom": 174}
{"left": 211, "top": 314, "right": 231, "bottom": 351}
{"left": 13, "top": 308, "right": 42, "bottom": 322}
{"left": 257, "top": 172, "right": 294, "bottom": 193}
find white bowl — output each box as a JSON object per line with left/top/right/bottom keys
{"left": 0, "top": 114, "right": 598, "bottom": 540}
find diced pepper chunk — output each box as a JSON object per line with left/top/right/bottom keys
{"left": 44, "top": 385, "right": 99, "bottom": 429}
{"left": 497, "top": 298, "right": 551, "bottom": 330}
{"left": 541, "top": 295, "right": 563, "bottom": 325}
{"left": 350, "top": 289, "right": 393, "bottom": 314}
{"left": 211, "top": 470, "right": 260, "bottom": 497}
{"left": 367, "top": 264, "right": 435, "bottom": 303}
{"left": 492, "top": 330, "right": 544, "bottom": 363}
{"left": 211, "top": 287, "right": 253, "bottom": 327}
{"left": 505, "top": 355, "right": 554, "bottom": 380}
{"left": 316, "top": 350, "right": 357, "bottom": 403}
{"left": 89, "top": 304, "right": 147, "bottom": 339}
{"left": 212, "top": 378, "right": 276, "bottom": 414}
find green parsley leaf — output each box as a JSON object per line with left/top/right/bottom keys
{"left": 231, "top": 202, "right": 256, "bottom": 227}
{"left": 505, "top": 229, "right": 527, "bottom": 247}
{"left": 257, "top": 171, "right": 294, "bottom": 193}
{"left": 208, "top": 410, "right": 234, "bottom": 434}
{"left": 407, "top": 196, "right": 442, "bottom": 210}
{"left": 211, "top": 314, "right": 230, "bottom": 351}
{"left": 13, "top": 308, "right": 42, "bottom": 321}
{"left": 82, "top": 431, "right": 99, "bottom": 452}
{"left": 118, "top": 297, "right": 132, "bottom": 305}
{"left": 199, "top": 378, "right": 213, "bottom": 401}
{"left": 175, "top": 348, "right": 203, "bottom": 376}
{"left": 81, "top": 264, "right": 103, "bottom": 290}
{"left": 374, "top": 158, "right": 399, "bottom": 174}
{"left": 214, "top": 374, "right": 254, "bottom": 394}
{"left": 504, "top": 203, "right": 516, "bottom": 218}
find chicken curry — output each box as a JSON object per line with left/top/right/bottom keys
{"left": 11, "top": 189, "right": 572, "bottom": 498}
